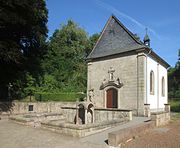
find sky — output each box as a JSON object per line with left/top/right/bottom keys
{"left": 46, "top": 0, "right": 180, "bottom": 67}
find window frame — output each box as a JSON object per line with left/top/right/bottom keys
{"left": 150, "top": 70, "right": 155, "bottom": 95}
{"left": 161, "top": 76, "right": 165, "bottom": 97}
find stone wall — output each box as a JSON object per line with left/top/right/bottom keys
{"left": 108, "top": 121, "right": 155, "bottom": 147}
{"left": 0, "top": 101, "right": 76, "bottom": 115}
{"left": 151, "top": 112, "right": 170, "bottom": 126}
{"left": 94, "top": 108, "right": 132, "bottom": 122}
{"left": 61, "top": 107, "right": 132, "bottom": 123}
{"left": 88, "top": 52, "right": 140, "bottom": 112}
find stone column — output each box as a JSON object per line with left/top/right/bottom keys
{"left": 84, "top": 108, "right": 87, "bottom": 124}
{"left": 164, "top": 104, "right": 170, "bottom": 113}
{"left": 92, "top": 107, "right": 95, "bottom": 123}
{"left": 137, "top": 53, "right": 146, "bottom": 116}
{"left": 144, "top": 104, "right": 150, "bottom": 117}
{"left": 129, "top": 111, "right": 132, "bottom": 121}
{"left": 76, "top": 106, "right": 79, "bottom": 125}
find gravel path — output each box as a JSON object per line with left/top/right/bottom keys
{"left": 0, "top": 117, "right": 179, "bottom": 148}
{"left": 0, "top": 117, "right": 148, "bottom": 148}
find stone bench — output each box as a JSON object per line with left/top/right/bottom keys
{"left": 108, "top": 120, "right": 155, "bottom": 147}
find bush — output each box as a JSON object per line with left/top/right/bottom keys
{"left": 34, "top": 92, "right": 86, "bottom": 102}
{"left": 170, "top": 100, "right": 180, "bottom": 112}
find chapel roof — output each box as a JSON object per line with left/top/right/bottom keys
{"left": 87, "top": 15, "right": 170, "bottom": 68}
{"left": 87, "top": 15, "right": 146, "bottom": 59}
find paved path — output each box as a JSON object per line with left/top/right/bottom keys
{"left": 80, "top": 117, "right": 150, "bottom": 145}
{"left": 0, "top": 117, "right": 149, "bottom": 148}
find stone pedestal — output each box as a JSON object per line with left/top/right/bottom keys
{"left": 129, "top": 111, "right": 132, "bottom": 121}
{"left": 164, "top": 104, "right": 170, "bottom": 113}
{"left": 144, "top": 104, "right": 150, "bottom": 117}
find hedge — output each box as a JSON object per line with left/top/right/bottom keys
{"left": 170, "top": 100, "right": 180, "bottom": 112}
{"left": 34, "top": 92, "right": 86, "bottom": 102}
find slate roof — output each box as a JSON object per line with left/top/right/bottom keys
{"left": 87, "top": 15, "right": 170, "bottom": 68}
{"left": 87, "top": 15, "right": 146, "bottom": 59}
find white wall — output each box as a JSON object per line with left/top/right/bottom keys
{"left": 146, "top": 56, "right": 168, "bottom": 111}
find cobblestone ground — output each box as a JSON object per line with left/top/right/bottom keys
{"left": 121, "top": 118, "right": 180, "bottom": 148}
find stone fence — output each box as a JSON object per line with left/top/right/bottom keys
{"left": 0, "top": 101, "right": 76, "bottom": 115}
{"left": 62, "top": 106, "right": 132, "bottom": 124}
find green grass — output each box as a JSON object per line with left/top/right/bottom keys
{"left": 169, "top": 100, "right": 180, "bottom": 112}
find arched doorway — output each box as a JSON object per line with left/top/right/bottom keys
{"left": 106, "top": 88, "right": 118, "bottom": 108}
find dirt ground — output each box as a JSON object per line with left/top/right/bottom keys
{"left": 0, "top": 115, "right": 180, "bottom": 148}
{"left": 121, "top": 117, "right": 180, "bottom": 148}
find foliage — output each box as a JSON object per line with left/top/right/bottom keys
{"left": 0, "top": 0, "right": 48, "bottom": 100}
{"left": 23, "top": 73, "right": 36, "bottom": 97}
{"left": 170, "top": 100, "right": 180, "bottom": 112}
{"left": 168, "top": 49, "right": 180, "bottom": 99}
{"left": 42, "top": 20, "right": 99, "bottom": 93}
{"left": 85, "top": 33, "right": 100, "bottom": 56}
{"left": 34, "top": 92, "right": 85, "bottom": 102}
{"left": 0, "top": 2, "right": 100, "bottom": 101}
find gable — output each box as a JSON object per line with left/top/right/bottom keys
{"left": 87, "top": 15, "right": 145, "bottom": 60}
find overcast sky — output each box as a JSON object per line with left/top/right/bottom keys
{"left": 46, "top": 0, "right": 180, "bottom": 67}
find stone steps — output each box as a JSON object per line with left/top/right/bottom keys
{"left": 9, "top": 112, "right": 67, "bottom": 127}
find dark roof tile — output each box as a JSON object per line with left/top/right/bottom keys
{"left": 87, "top": 15, "right": 145, "bottom": 59}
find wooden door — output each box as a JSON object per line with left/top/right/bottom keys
{"left": 106, "top": 88, "right": 118, "bottom": 108}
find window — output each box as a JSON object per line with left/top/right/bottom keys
{"left": 150, "top": 71, "right": 154, "bottom": 95}
{"left": 162, "top": 77, "right": 165, "bottom": 97}
{"left": 28, "top": 105, "right": 33, "bottom": 111}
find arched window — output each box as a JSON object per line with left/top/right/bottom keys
{"left": 162, "top": 77, "right": 165, "bottom": 97}
{"left": 150, "top": 71, "right": 154, "bottom": 95}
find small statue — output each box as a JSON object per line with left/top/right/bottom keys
{"left": 88, "top": 89, "right": 94, "bottom": 102}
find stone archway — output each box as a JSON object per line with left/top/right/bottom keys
{"left": 87, "top": 104, "right": 93, "bottom": 124}
{"left": 78, "top": 104, "right": 85, "bottom": 124}
{"left": 106, "top": 88, "right": 118, "bottom": 108}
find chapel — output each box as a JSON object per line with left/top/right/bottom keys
{"left": 86, "top": 15, "right": 169, "bottom": 115}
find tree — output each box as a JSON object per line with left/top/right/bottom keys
{"left": 42, "top": 20, "right": 100, "bottom": 93}
{"left": 168, "top": 49, "right": 180, "bottom": 99}
{"left": 23, "top": 73, "right": 36, "bottom": 101}
{"left": 43, "top": 20, "right": 89, "bottom": 92}
{"left": 0, "top": 0, "right": 48, "bottom": 100}
{"left": 85, "top": 33, "right": 100, "bottom": 56}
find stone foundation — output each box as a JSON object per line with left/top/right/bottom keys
{"left": 151, "top": 112, "right": 170, "bottom": 126}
